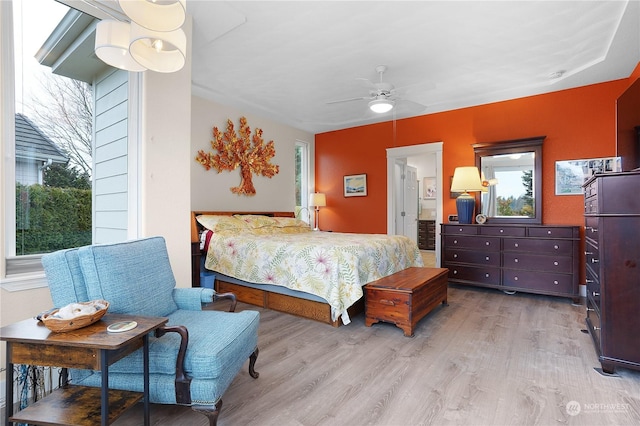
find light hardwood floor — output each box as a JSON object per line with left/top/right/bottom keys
{"left": 115, "top": 286, "right": 640, "bottom": 426}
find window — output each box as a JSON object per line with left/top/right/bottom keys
{"left": 3, "top": 0, "right": 94, "bottom": 276}
{"left": 295, "top": 140, "right": 310, "bottom": 223}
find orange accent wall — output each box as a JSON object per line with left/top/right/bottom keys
{"left": 315, "top": 78, "right": 633, "bottom": 234}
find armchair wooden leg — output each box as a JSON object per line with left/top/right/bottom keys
{"left": 193, "top": 400, "right": 222, "bottom": 426}
{"left": 249, "top": 348, "right": 259, "bottom": 379}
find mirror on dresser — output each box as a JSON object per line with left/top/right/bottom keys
{"left": 473, "top": 136, "right": 544, "bottom": 224}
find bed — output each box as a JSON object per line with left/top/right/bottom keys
{"left": 190, "top": 211, "right": 424, "bottom": 326}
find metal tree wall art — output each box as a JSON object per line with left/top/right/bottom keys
{"left": 196, "top": 117, "right": 279, "bottom": 195}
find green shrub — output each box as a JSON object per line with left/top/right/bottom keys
{"left": 16, "top": 184, "right": 91, "bottom": 255}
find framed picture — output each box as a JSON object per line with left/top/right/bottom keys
{"left": 449, "top": 176, "right": 462, "bottom": 199}
{"left": 344, "top": 174, "right": 367, "bottom": 197}
{"left": 555, "top": 157, "right": 621, "bottom": 195}
{"left": 423, "top": 177, "right": 436, "bottom": 199}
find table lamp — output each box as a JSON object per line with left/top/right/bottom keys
{"left": 451, "top": 167, "right": 483, "bottom": 224}
{"left": 309, "top": 192, "right": 326, "bottom": 231}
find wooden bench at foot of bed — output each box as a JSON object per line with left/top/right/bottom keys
{"left": 216, "top": 278, "right": 365, "bottom": 327}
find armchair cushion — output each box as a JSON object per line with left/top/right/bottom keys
{"left": 105, "top": 309, "right": 259, "bottom": 379}
{"left": 77, "top": 237, "right": 178, "bottom": 317}
{"left": 41, "top": 248, "right": 88, "bottom": 307}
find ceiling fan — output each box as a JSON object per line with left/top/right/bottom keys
{"left": 327, "top": 65, "right": 427, "bottom": 114}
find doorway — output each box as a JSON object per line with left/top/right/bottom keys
{"left": 386, "top": 142, "right": 443, "bottom": 267}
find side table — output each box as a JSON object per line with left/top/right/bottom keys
{"left": 1, "top": 313, "right": 168, "bottom": 426}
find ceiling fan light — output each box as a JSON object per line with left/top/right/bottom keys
{"left": 129, "top": 22, "right": 186, "bottom": 73}
{"left": 119, "top": 0, "right": 186, "bottom": 32}
{"left": 369, "top": 98, "right": 395, "bottom": 113}
{"left": 95, "top": 20, "right": 147, "bottom": 72}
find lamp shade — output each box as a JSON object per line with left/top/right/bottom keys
{"left": 129, "top": 22, "right": 187, "bottom": 73}
{"left": 119, "top": 0, "right": 186, "bottom": 32}
{"left": 368, "top": 98, "right": 395, "bottom": 113}
{"left": 309, "top": 193, "right": 326, "bottom": 207}
{"left": 95, "top": 20, "right": 147, "bottom": 72}
{"left": 451, "top": 166, "right": 483, "bottom": 193}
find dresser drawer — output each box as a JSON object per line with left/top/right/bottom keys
{"left": 446, "top": 265, "right": 501, "bottom": 285}
{"left": 442, "top": 225, "right": 478, "bottom": 235}
{"left": 586, "top": 296, "right": 601, "bottom": 350}
{"left": 479, "top": 226, "right": 525, "bottom": 237}
{"left": 503, "top": 238, "right": 573, "bottom": 253}
{"left": 503, "top": 270, "right": 573, "bottom": 294}
{"left": 443, "top": 235, "right": 500, "bottom": 251}
{"left": 503, "top": 252, "right": 573, "bottom": 273}
{"left": 444, "top": 249, "right": 500, "bottom": 266}
{"left": 584, "top": 195, "right": 598, "bottom": 214}
{"left": 527, "top": 227, "right": 575, "bottom": 238}
{"left": 584, "top": 218, "right": 600, "bottom": 242}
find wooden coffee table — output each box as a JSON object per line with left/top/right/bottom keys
{"left": 1, "top": 313, "right": 168, "bottom": 426}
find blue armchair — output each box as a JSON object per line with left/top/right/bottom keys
{"left": 41, "top": 236, "right": 260, "bottom": 425}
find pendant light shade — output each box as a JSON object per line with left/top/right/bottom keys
{"left": 118, "top": 0, "right": 186, "bottom": 32}
{"left": 129, "top": 22, "right": 186, "bottom": 73}
{"left": 95, "top": 20, "right": 147, "bottom": 72}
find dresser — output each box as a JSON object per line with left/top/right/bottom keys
{"left": 418, "top": 220, "right": 436, "bottom": 250}
{"left": 441, "top": 223, "right": 580, "bottom": 301}
{"left": 583, "top": 170, "right": 640, "bottom": 374}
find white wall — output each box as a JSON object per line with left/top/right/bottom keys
{"left": 190, "top": 95, "right": 314, "bottom": 212}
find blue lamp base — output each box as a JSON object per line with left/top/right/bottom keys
{"left": 456, "top": 192, "right": 476, "bottom": 224}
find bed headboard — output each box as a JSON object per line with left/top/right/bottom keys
{"left": 190, "top": 211, "right": 296, "bottom": 243}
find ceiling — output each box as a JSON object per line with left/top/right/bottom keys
{"left": 185, "top": 1, "right": 639, "bottom": 135}
{"left": 68, "top": 1, "right": 640, "bottom": 135}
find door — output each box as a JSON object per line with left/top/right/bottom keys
{"left": 403, "top": 165, "right": 419, "bottom": 244}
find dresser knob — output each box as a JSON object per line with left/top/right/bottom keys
{"left": 593, "top": 326, "right": 601, "bottom": 331}
{"left": 585, "top": 251, "right": 593, "bottom": 255}
{"left": 553, "top": 261, "right": 558, "bottom": 266}
{"left": 514, "top": 243, "right": 519, "bottom": 248}
{"left": 458, "top": 228, "right": 463, "bottom": 232}
{"left": 591, "top": 258, "right": 599, "bottom": 263}
{"left": 586, "top": 307, "right": 595, "bottom": 312}
{"left": 592, "top": 291, "right": 600, "bottom": 297}
{"left": 453, "top": 240, "right": 458, "bottom": 244}
{"left": 499, "top": 229, "right": 504, "bottom": 233}
{"left": 514, "top": 258, "right": 519, "bottom": 263}
{"left": 485, "top": 256, "right": 490, "bottom": 261}
{"left": 554, "top": 245, "right": 559, "bottom": 250}
{"left": 453, "top": 270, "right": 458, "bottom": 274}
{"left": 585, "top": 279, "right": 594, "bottom": 284}
{"left": 547, "top": 230, "right": 552, "bottom": 235}
{"left": 485, "top": 273, "right": 490, "bottom": 278}
{"left": 553, "top": 280, "right": 559, "bottom": 285}
{"left": 453, "top": 254, "right": 458, "bottom": 258}
{"left": 485, "top": 242, "right": 490, "bottom": 246}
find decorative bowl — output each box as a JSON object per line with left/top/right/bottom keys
{"left": 41, "top": 300, "right": 110, "bottom": 332}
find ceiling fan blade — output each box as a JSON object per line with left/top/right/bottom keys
{"left": 326, "top": 96, "right": 370, "bottom": 105}
{"left": 396, "top": 99, "right": 428, "bottom": 113}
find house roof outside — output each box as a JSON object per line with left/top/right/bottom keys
{"left": 15, "top": 113, "right": 68, "bottom": 164}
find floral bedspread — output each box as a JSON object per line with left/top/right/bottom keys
{"left": 204, "top": 227, "right": 424, "bottom": 324}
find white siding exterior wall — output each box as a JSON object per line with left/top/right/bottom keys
{"left": 93, "top": 69, "right": 128, "bottom": 243}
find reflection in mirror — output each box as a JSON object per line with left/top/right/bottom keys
{"left": 473, "top": 137, "right": 544, "bottom": 224}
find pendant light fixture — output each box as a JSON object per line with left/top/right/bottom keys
{"left": 118, "top": 0, "right": 186, "bottom": 32}
{"left": 94, "top": 0, "right": 187, "bottom": 73}
{"left": 129, "top": 22, "right": 186, "bottom": 73}
{"left": 95, "top": 20, "right": 147, "bottom": 72}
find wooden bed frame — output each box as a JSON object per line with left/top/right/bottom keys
{"left": 190, "top": 211, "right": 364, "bottom": 327}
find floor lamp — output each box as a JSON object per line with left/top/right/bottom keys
{"left": 309, "top": 193, "right": 326, "bottom": 231}
{"left": 450, "top": 167, "right": 483, "bottom": 224}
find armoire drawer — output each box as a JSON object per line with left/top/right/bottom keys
{"left": 502, "top": 270, "right": 573, "bottom": 294}
{"left": 502, "top": 252, "right": 573, "bottom": 273}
